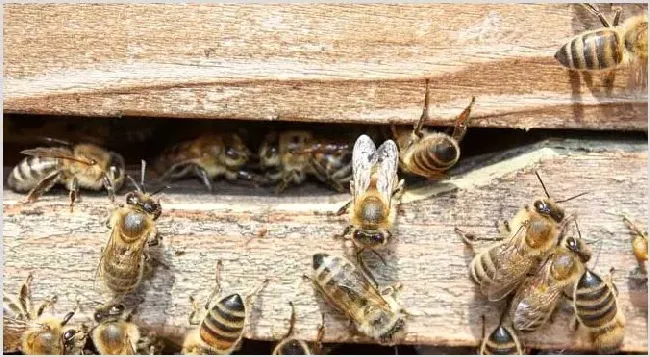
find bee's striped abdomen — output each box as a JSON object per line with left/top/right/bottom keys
{"left": 102, "top": 244, "right": 145, "bottom": 295}
{"left": 482, "top": 327, "right": 520, "bottom": 355}
{"left": 555, "top": 29, "right": 623, "bottom": 70}
{"left": 410, "top": 136, "right": 460, "bottom": 175}
{"left": 574, "top": 270, "right": 617, "bottom": 328}
{"left": 471, "top": 245, "right": 499, "bottom": 286}
{"left": 273, "top": 339, "right": 311, "bottom": 355}
{"left": 154, "top": 140, "right": 199, "bottom": 178}
{"left": 200, "top": 294, "right": 245, "bottom": 352}
{"left": 7, "top": 156, "right": 60, "bottom": 192}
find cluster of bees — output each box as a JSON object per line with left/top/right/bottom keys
{"left": 3, "top": 3, "right": 648, "bottom": 356}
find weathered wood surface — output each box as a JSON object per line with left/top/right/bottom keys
{"left": 3, "top": 138, "right": 648, "bottom": 352}
{"left": 3, "top": 4, "right": 648, "bottom": 130}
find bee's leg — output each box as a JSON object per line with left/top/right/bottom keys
{"left": 204, "top": 260, "right": 223, "bottom": 310}
{"left": 35, "top": 294, "right": 58, "bottom": 317}
{"left": 607, "top": 267, "right": 620, "bottom": 297}
{"left": 309, "top": 157, "right": 346, "bottom": 193}
{"left": 314, "top": 312, "right": 326, "bottom": 353}
{"left": 412, "top": 79, "right": 432, "bottom": 140}
{"left": 274, "top": 175, "right": 292, "bottom": 195}
{"left": 450, "top": 96, "right": 476, "bottom": 143}
{"left": 454, "top": 227, "right": 502, "bottom": 247}
{"left": 612, "top": 6, "right": 622, "bottom": 26}
{"left": 24, "top": 170, "right": 61, "bottom": 204}
{"left": 333, "top": 225, "right": 352, "bottom": 240}
{"left": 19, "top": 273, "right": 34, "bottom": 319}
{"left": 479, "top": 315, "right": 486, "bottom": 354}
{"left": 193, "top": 165, "right": 213, "bottom": 193}
{"left": 69, "top": 177, "right": 79, "bottom": 213}
{"left": 101, "top": 173, "right": 116, "bottom": 203}
{"left": 497, "top": 220, "right": 511, "bottom": 235}
{"left": 603, "top": 69, "right": 617, "bottom": 90}
{"left": 243, "top": 279, "right": 270, "bottom": 335}
{"left": 334, "top": 200, "right": 352, "bottom": 216}
{"left": 147, "top": 227, "right": 163, "bottom": 247}
{"left": 356, "top": 248, "right": 380, "bottom": 288}
{"left": 391, "top": 179, "right": 405, "bottom": 200}
{"left": 582, "top": 4, "right": 611, "bottom": 27}
{"left": 570, "top": 316, "right": 579, "bottom": 332}
{"left": 188, "top": 295, "right": 203, "bottom": 325}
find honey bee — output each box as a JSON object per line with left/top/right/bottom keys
{"left": 181, "top": 260, "right": 269, "bottom": 355}
{"left": 97, "top": 160, "right": 165, "bottom": 297}
{"left": 258, "top": 130, "right": 354, "bottom": 193}
{"left": 6, "top": 140, "right": 126, "bottom": 211}
{"left": 335, "top": 135, "right": 404, "bottom": 282}
{"left": 3, "top": 273, "right": 79, "bottom": 355}
{"left": 555, "top": 5, "right": 648, "bottom": 86}
{"left": 456, "top": 172, "right": 586, "bottom": 302}
{"left": 272, "top": 302, "right": 325, "bottom": 355}
{"left": 623, "top": 215, "right": 648, "bottom": 267}
{"left": 154, "top": 133, "right": 257, "bottom": 192}
{"left": 89, "top": 303, "right": 160, "bottom": 354}
{"left": 571, "top": 268, "right": 625, "bottom": 353}
{"left": 478, "top": 314, "right": 524, "bottom": 355}
{"left": 305, "top": 253, "right": 408, "bottom": 346}
{"left": 391, "top": 79, "right": 475, "bottom": 180}
{"left": 508, "top": 225, "right": 592, "bottom": 332}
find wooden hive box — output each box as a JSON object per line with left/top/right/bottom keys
{"left": 3, "top": 3, "right": 648, "bottom": 354}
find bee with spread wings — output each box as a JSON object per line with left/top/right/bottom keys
{"left": 335, "top": 135, "right": 404, "bottom": 282}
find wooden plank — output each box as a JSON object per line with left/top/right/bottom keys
{"left": 3, "top": 138, "right": 648, "bottom": 353}
{"left": 3, "top": 4, "right": 647, "bottom": 129}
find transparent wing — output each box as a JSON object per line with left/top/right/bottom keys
{"left": 373, "top": 140, "right": 399, "bottom": 204}
{"left": 510, "top": 263, "right": 562, "bottom": 332}
{"left": 351, "top": 135, "right": 376, "bottom": 200}
{"left": 21, "top": 147, "right": 95, "bottom": 166}
{"left": 483, "top": 226, "right": 532, "bottom": 301}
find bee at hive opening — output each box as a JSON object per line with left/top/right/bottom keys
{"left": 3, "top": 273, "right": 82, "bottom": 355}
{"left": 272, "top": 301, "right": 325, "bottom": 355}
{"left": 478, "top": 313, "right": 524, "bottom": 355}
{"left": 181, "top": 260, "right": 269, "bottom": 355}
{"left": 305, "top": 253, "right": 409, "bottom": 347}
{"left": 6, "top": 138, "right": 126, "bottom": 212}
{"left": 153, "top": 133, "right": 261, "bottom": 193}
{"left": 335, "top": 134, "right": 404, "bottom": 286}
{"left": 258, "top": 130, "right": 355, "bottom": 194}
{"left": 96, "top": 160, "right": 168, "bottom": 298}
{"left": 555, "top": 4, "right": 648, "bottom": 88}
{"left": 391, "top": 79, "right": 475, "bottom": 181}
{"left": 455, "top": 171, "right": 588, "bottom": 302}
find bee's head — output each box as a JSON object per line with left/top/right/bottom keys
{"left": 564, "top": 235, "right": 592, "bottom": 263}
{"left": 259, "top": 132, "right": 281, "bottom": 169}
{"left": 532, "top": 199, "right": 565, "bottom": 223}
{"left": 222, "top": 134, "right": 251, "bottom": 168}
{"left": 352, "top": 230, "right": 388, "bottom": 247}
{"left": 364, "top": 306, "right": 405, "bottom": 345}
{"left": 94, "top": 304, "right": 127, "bottom": 323}
{"left": 625, "top": 16, "right": 648, "bottom": 57}
{"left": 125, "top": 191, "right": 162, "bottom": 220}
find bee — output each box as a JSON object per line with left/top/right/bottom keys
{"left": 97, "top": 160, "right": 165, "bottom": 297}
{"left": 181, "top": 260, "right": 269, "bottom": 355}
{"left": 508, "top": 224, "right": 593, "bottom": 332}
{"left": 258, "top": 130, "right": 354, "bottom": 193}
{"left": 335, "top": 135, "right": 404, "bottom": 282}
{"left": 153, "top": 133, "right": 257, "bottom": 193}
{"left": 6, "top": 140, "right": 126, "bottom": 211}
{"left": 623, "top": 215, "right": 648, "bottom": 266}
{"left": 305, "top": 253, "right": 408, "bottom": 346}
{"left": 89, "top": 303, "right": 160, "bottom": 355}
{"left": 456, "top": 171, "right": 587, "bottom": 302}
{"left": 571, "top": 267, "right": 625, "bottom": 353}
{"left": 391, "top": 79, "right": 475, "bottom": 180}
{"left": 3, "top": 273, "right": 79, "bottom": 355}
{"left": 272, "top": 302, "right": 325, "bottom": 355}
{"left": 478, "top": 314, "right": 524, "bottom": 355}
{"left": 555, "top": 5, "right": 648, "bottom": 85}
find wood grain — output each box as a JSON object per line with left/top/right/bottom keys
{"left": 3, "top": 138, "right": 648, "bottom": 352}
{"left": 3, "top": 4, "right": 648, "bottom": 129}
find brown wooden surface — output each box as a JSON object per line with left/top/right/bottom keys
{"left": 3, "top": 4, "right": 648, "bottom": 129}
{"left": 3, "top": 138, "right": 648, "bottom": 352}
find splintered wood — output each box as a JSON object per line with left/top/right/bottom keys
{"left": 3, "top": 4, "right": 648, "bottom": 129}
{"left": 3, "top": 139, "right": 648, "bottom": 352}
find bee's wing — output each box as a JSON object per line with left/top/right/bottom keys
{"left": 484, "top": 228, "right": 532, "bottom": 301}
{"left": 351, "top": 135, "right": 377, "bottom": 199}
{"left": 21, "top": 147, "right": 96, "bottom": 166}
{"left": 373, "top": 140, "right": 400, "bottom": 205}
{"left": 3, "top": 316, "right": 27, "bottom": 353}
{"left": 94, "top": 222, "right": 121, "bottom": 288}
{"left": 510, "top": 264, "right": 562, "bottom": 331}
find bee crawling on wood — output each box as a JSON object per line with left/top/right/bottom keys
{"left": 272, "top": 302, "right": 325, "bottom": 355}
{"left": 623, "top": 215, "right": 648, "bottom": 270}
{"left": 7, "top": 138, "right": 126, "bottom": 212}
{"left": 97, "top": 160, "right": 167, "bottom": 297}
{"left": 455, "top": 171, "right": 588, "bottom": 302}
{"left": 555, "top": 4, "right": 648, "bottom": 87}
{"left": 335, "top": 134, "right": 404, "bottom": 285}
{"left": 181, "top": 260, "right": 269, "bottom": 355}
{"left": 154, "top": 133, "right": 259, "bottom": 193}
{"left": 478, "top": 313, "right": 524, "bottom": 355}
{"left": 258, "top": 130, "right": 354, "bottom": 194}
{"left": 391, "top": 79, "right": 475, "bottom": 180}
{"left": 305, "top": 253, "right": 409, "bottom": 346}
{"left": 3, "top": 273, "right": 82, "bottom": 355}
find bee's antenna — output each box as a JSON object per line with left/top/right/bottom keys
{"left": 140, "top": 160, "right": 148, "bottom": 193}
{"left": 152, "top": 184, "right": 172, "bottom": 196}
{"left": 556, "top": 191, "right": 590, "bottom": 204}
{"left": 574, "top": 219, "right": 583, "bottom": 241}
{"left": 534, "top": 171, "right": 551, "bottom": 199}
{"left": 591, "top": 236, "right": 604, "bottom": 270}
{"left": 126, "top": 175, "right": 142, "bottom": 193}
{"left": 61, "top": 311, "right": 75, "bottom": 326}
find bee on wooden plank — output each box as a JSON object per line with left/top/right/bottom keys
{"left": 335, "top": 134, "right": 404, "bottom": 284}
{"left": 88, "top": 303, "right": 162, "bottom": 355}
{"left": 305, "top": 253, "right": 408, "bottom": 346}
{"left": 555, "top": 4, "right": 648, "bottom": 87}
{"left": 456, "top": 171, "right": 587, "bottom": 302}
{"left": 153, "top": 133, "right": 257, "bottom": 193}
{"left": 96, "top": 160, "right": 165, "bottom": 297}
{"left": 6, "top": 139, "right": 126, "bottom": 212}
{"left": 3, "top": 273, "right": 81, "bottom": 355}
{"left": 181, "top": 260, "right": 269, "bottom": 355}
{"left": 623, "top": 215, "right": 648, "bottom": 268}
{"left": 508, "top": 222, "right": 593, "bottom": 332}
{"left": 391, "top": 79, "right": 475, "bottom": 180}
{"left": 258, "top": 130, "right": 354, "bottom": 193}
{"left": 478, "top": 314, "right": 524, "bottom": 355}
{"left": 272, "top": 302, "right": 325, "bottom": 355}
